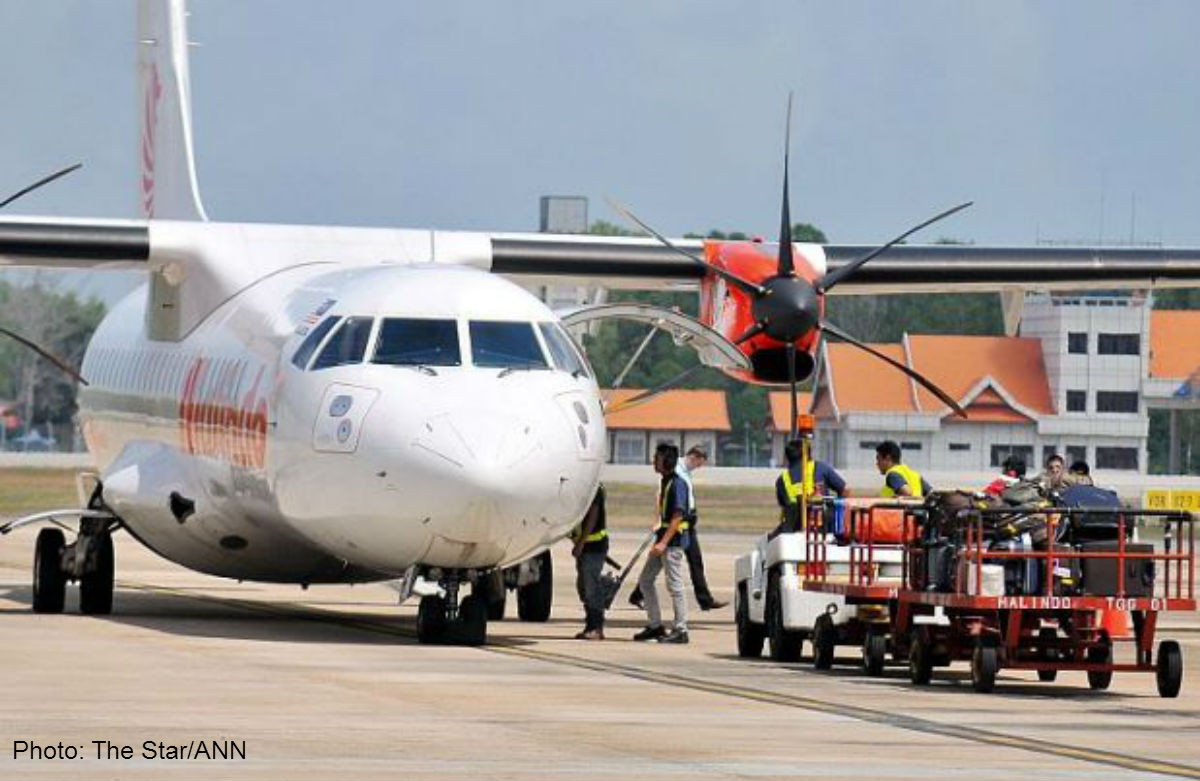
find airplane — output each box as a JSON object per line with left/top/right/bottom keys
{"left": 3, "top": 0, "right": 1200, "bottom": 646}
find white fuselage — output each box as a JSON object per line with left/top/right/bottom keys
{"left": 78, "top": 261, "right": 605, "bottom": 583}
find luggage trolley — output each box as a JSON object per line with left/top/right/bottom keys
{"left": 799, "top": 500, "right": 917, "bottom": 675}
{"left": 892, "top": 506, "right": 1195, "bottom": 696}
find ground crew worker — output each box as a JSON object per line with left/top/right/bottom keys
{"left": 633, "top": 443, "right": 691, "bottom": 644}
{"left": 571, "top": 483, "right": 609, "bottom": 640}
{"left": 874, "top": 440, "right": 930, "bottom": 497}
{"left": 774, "top": 438, "right": 848, "bottom": 535}
{"left": 630, "top": 446, "right": 725, "bottom": 611}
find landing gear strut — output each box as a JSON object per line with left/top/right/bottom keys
{"left": 416, "top": 571, "right": 488, "bottom": 646}
{"left": 30, "top": 515, "right": 116, "bottom": 615}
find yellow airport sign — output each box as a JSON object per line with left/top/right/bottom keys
{"left": 1144, "top": 489, "right": 1200, "bottom": 511}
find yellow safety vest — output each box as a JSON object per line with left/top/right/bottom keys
{"left": 570, "top": 526, "right": 608, "bottom": 544}
{"left": 882, "top": 463, "right": 925, "bottom": 498}
{"left": 780, "top": 461, "right": 817, "bottom": 504}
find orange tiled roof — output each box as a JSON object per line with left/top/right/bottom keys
{"left": 907, "top": 334, "right": 1054, "bottom": 416}
{"left": 823, "top": 342, "right": 917, "bottom": 412}
{"left": 603, "top": 389, "right": 731, "bottom": 431}
{"left": 1150, "top": 311, "right": 1200, "bottom": 379}
{"left": 767, "top": 391, "right": 814, "bottom": 432}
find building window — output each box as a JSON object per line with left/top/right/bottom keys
{"left": 948, "top": 443, "right": 971, "bottom": 452}
{"left": 1095, "top": 447, "right": 1138, "bottom": 470}
{"left": 1066, "top": 445, "right": 1087, "bottom": 465}
{"left": 900, "top": 442, "right": 922, "bottom": 451}
{"left": 990, "top": 444, "right": 1033, "bottom": 468}
{"left": 860, "top": 441, "right": 879, "bottom": 450}
{"left": 1065, "top": 390, "right": 1086, "bottom": 412}
{"left": 1097, "top": 333, "right": 1140, "bottom": 356}
{"left": 1096, "top": 391, "right": 1139, "bottom": 414}
{"left": 1068, "top": 333, "right": 1088, "bottom": 354}
{"left": 613, "top": 432, "right": 644, "bottom": 464}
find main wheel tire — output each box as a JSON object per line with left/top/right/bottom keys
{"left": 971, "top": 641, "right": 999, "bottom": 693}
{"left": 1157, "top": 640, "right": 1183, "bottom": 699}
{"left": 1087, "top": 636, "right": 1113, "bottom": 691}
{"left": 79, "top": 532, "right": 114, "bottom": 615}
{"left": 476, "top": 573, "right": 507, "bottom": 621}
{"left": 1037, "top": 627, "right": 1058, "bottom": 682}
{"left": 457, "top": 594, "right": 488, "bottom": 647}
{"left": 32, "top": 528, "right": 66, "bottom": 614}
{"left": 812, "top": 614, "right": 835, "bottom": 670}
{"left": 417, "top": 595, "right": 448, "bottom": 645}
{"left": 516, "top": 550, "right": 553, "bottom": 622}
{"left": 863, "top": 631, "right": 887, "bottom": 677}
{"left": 486, "top": 591, "right": 507, "bottom": 621}
{"left": 909, "top": 630, "right": 933, "bottom": 686}
{"left": 735, "top": 585, "right": 765, "bottom": 658}
{"left": 766, "top": 571, "right": 802, "bottom": 662}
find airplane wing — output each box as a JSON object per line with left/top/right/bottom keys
{"left": 490, "top": 233, "right": 1200, "bottom": 294}
{"left": 0, "top": 218, "right": 149, "bottom": 269}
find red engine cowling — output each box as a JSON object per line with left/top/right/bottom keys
{"left": 699, "top": 240, "right": 824, "bottom": 385}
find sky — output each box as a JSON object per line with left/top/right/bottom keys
{"left": 2, "top": 1, "right": 1200, "bottom": 303}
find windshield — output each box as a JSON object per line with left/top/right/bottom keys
{"left": 311, "top": 316, "right": 374, "bottom": 370}
{"left": 372, "top": 318, "right": 461, "bottom": 367}
{"left": 291, "top": 315, "right": 342, "bottom": 369}
{"left": 538, "top": 322, "right": 590, "bottom": 377}
{"left": 469, "top": 321, "right": 549, "bottom": 369}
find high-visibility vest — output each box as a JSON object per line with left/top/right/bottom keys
{"left": 882, "top": 463, "right": 925, "bottom": 498}
{"left": 658, "top": 476, "right": 691, "bottom": 531}
{"left": 571, "top": 526, "right": 608, "bottom": 544}
{"left": 780, "top": 461, "right": 817, "bottom": 504}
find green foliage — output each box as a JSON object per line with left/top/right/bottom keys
{"left": 1148, "top": 409, "right": 1200, "bottom": 474}
{"left": 1152, "top": 289, "right": 1200, "bottom": 310}
{"left": 825, "top": 293, "right": 1003, "bottom": 343}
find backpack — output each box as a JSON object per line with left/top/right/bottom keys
{"left": 1057, "top": 484, "right": 1125, "bottom": 542}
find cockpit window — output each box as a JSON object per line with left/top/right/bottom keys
{"left": 373, "top": 318, "right": 461, "bottom": 367}
{"left": 311, "top": 317, "right": 374, "bottom": 370}
{"left": 291, "top": 315, "right": 342, "bottom": 369}
{"left": 469, "top": 321, "right": 549, "bottom": 369}
{"left": 538, "top": 322, "right": 590, "bottom": 378}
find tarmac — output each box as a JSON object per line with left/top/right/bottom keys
{"left": 1, "top": 527, "right": 1198, "bottom": 780}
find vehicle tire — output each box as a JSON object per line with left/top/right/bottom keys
{"left": 457, "top": 594, "right": 488, "bottom": 647}
{"left": 32, "top": 528, "right": 66, "bottom": 614}
{"left": 79, "top": 532, "right": 114, "bottom": 615}
{"left": 1037, "top": 628, "right": 1058, "bottom": 682}
{"left": 477, "top": 573, "right": 506, "bottom": 621}
{"left": 735, "top": 584, "right": 765, "bottom": 658}
{"left": 766, "top": 570, "right": 802, "bottom": 662}
{"left": 1156, "top": 640, "right": 1183, "bottom": 699}
{"left": 813, "top": 614, "right": 835, "bottom": 670}
{"left": 971, "top": 641, "right": 999, "bottom": 694}
{"left": 909, "top": 630, "right": 933, "bottom": 686}
{"left": 1087, "top": 636, "right": 1113, "bottom": 691}
{"left": 417, "top": 595, "right": 448, "bottom": 645}
{"left": 516, "top": 550, "right": 553, "bottom": 622}
{"left": 863, "top": 631, "right": 887, "bottom": 677}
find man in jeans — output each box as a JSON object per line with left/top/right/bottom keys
{"left": 570, "top": 484, "right": 609, "bottom": 640}
{"left": 633, "top": 444, "right": 691, "bottom": 644}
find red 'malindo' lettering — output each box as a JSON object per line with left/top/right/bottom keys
{"left": 178, "top": 356, "right": 269, "bottom": 468}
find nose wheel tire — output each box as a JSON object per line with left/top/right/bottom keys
{"left": 80, "top": 532, "right": 114, "bottom": 615}
{"left": 1157, "top": 640, "right": 1182, "bottom": 699}
{"left": 457, "top": 594, "right": 488, "bottom": 647}
{"left": 32, "top": 528, "right": 66, "bottom": 614}
{"left": 417, "top": 595, "right": 448, "bottom": 645}
{"left": 516, "top": 550, "right": 553, "bottom": 622}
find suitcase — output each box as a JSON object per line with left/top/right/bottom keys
{"left": 990, "top": 534, "right": 1043, "bottom": 596}
{"left": 912, "top": 540, "right": 957, "bottom": 592}
{"left": 1058, "top": 485, "right": 1127, "bottom": 543}
{"left": 1080, "top": 541, "right": 1155, "bottom": 597}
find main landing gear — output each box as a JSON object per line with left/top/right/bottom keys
{"left": 32, "top": 515, "right": 117, "bottom": 616}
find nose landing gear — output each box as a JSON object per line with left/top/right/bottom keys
{"left": 31, "top": 515, "right": 117, "bottom": 615}
{"left": 416, "top": 573, "right": 488, "bottom": 646}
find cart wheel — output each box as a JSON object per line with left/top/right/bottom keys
{"left": 1037, "top": 628, "right": 1058, "bottom": 682}
{"left": 971, "top": 641, "right": 998, "bottom": 694}
{"left": 735, "top": 585, "right": 765, "bottom": 658}
{"left": 766, "top": 570, "right": 802, "bottom": 662}
{"left": 863, "top": 631, "right": 887, "bottom": 677}
{"left": 909, "top": 630, "right": 933, "bottom": 686}
{"left": 813, "top": 614, "right": 835, "bottom": 670}
{"left": 1086, "top": 636, "right": 1113, "bottom": 691}
{"left": 1156, "top": 640, "right": 1183, "bottom": 699}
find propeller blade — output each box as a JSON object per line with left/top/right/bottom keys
{"left": 777, "top": 92, "right": 795, "bottom": 277}
{"left": 786, "top": 342, "right": 798, "bottom": 441}
{"left": 815, "top": 200, "right": 973, "bottom": 293}
{"left": 733, "top": 320, "right": 767, "bottom": 346}
{"left": 0, "top": 326, "right": 88, "bottom": 386}
{"left": 606, "top": 197, "right": 766, "bottom": 297}
{"left": 819, "top": 319, "right": 965, "bottom": 418}
{"left": 604, "top": 364, "right": 706, "bottom": 414}
{"left": 0, "top": 163, "right": 83, "bottom": 210}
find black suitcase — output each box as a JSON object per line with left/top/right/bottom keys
{"left": 1080, "top": 541, "right": 1155, "bottom": 597}
{"left": 991, "top": 535, "right": 1043, "bottom": 595}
